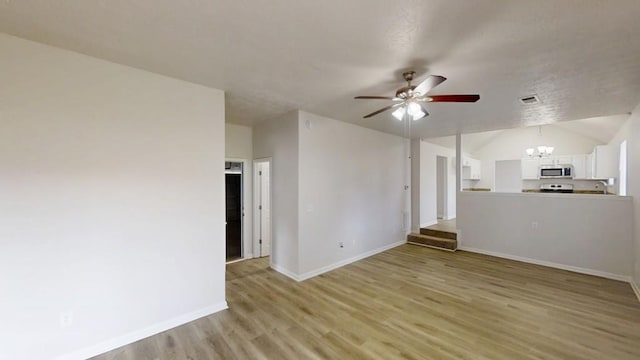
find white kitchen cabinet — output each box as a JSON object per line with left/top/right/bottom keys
{"left": 591, "top": 145, "right": 619, "bottom": 179}
{"left": 470, "top": 159, "right": 481, "bottom": 180}
{"left": 462, "top": 157, "right": 481, "bottom": 180}
{"left": 538, "top": 157, "right": 555, "bottom": 166}
{"left": 555, "top": 155, "right": 573, "bottom": 166}
{"left": 571, "top": 154, "right": 588, "bottom": 179}
{"left": 521, "top": 158, "right": 539, "bottom": 179}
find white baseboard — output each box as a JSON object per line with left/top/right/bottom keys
{"left": 54, "top": 301, "right": 228, "bottom": 360}
{"left": 270, "top": 263, "right": 301, "bottom": 281}
{"left": 458, "top": 246, "right": 631, "bottom": 282}
{"left": 297, "top": 240, "right": 406, "bottom": 281}
{"left": 631, "top": 279, "right": 640, "bottom": 303}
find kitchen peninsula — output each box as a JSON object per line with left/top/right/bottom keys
{"left": 458, "top": 190, "right": 633, "bottom": 281}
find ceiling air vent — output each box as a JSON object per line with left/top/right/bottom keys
{"left": 519, "top": 95, "right": 540, "bottom": 105}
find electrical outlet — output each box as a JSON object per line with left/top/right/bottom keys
{"left": 531, "top": 221, "right": 539, "bottom": 229}
{"left": 60, "top": 312, "right": 74, "bottom": 329}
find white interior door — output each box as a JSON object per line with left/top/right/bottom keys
{"left": 254, "top": 160, "right": 271, "bottom": 257}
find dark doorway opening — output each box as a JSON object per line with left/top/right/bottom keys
{"left": 225, "top": 171, "right": 242, "bottom": 261}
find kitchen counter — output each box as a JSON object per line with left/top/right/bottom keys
{"left": 457, "top": 189, "right": 633, "bottom": 278}
{"left": 521, "top": 189, "right": 613, "bottom": 195}
{"left": 461, "top": 190, "right": 628, "bottom": 200}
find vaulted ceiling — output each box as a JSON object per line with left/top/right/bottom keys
{"left": 2, "top": 1, "right": 640, "bottom": 138}
{"left": 427, "top": 114, "right": 630, "bottom": 154}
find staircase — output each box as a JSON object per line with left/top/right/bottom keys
{"left": 407, "top": 226, "right": 457, "bottom": 251}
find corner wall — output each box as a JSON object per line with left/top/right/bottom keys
{"left": 297, "top": 112, "right": 408, "bottom": 277}
{"left": 0, "top": 34, "right": 226, "bottom": 360}
{"left": 253, "top": 111, "right": 300, "bottom": 275}
{"left": 627, "top": 104, "right": 640, "bottom": 290}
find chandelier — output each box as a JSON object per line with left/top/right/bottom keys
{"left": 526, "top": 146, "right": 554, "bottom": 158}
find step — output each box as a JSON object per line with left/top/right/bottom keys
{"left": 407, "top": 233, "right": 457, "bottom": 251}
{"left": 419, "top": 227, "right": 457, "bottom": 240}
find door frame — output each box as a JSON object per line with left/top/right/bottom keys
{"left": 253, "top": 157, "right": 273, "bottom": 266}
{"left": 225, "top": 157, "right": 250, "bottom": 260}
{"left": 436, "top": 155, "right": 448, "bottom": 220}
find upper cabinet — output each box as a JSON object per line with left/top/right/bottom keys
{"left": 462, "top": 156, "right": 481, "bottom": 180}
{"left": 520, "top": 146, "right": 619, "bottom": 180}
{"left": 591, "top": 145, "right": 619, "bottom": 179}
{"left": 521, "top": 158, "right": 540, "bottom": 179}
{"left": 571, "top": 154, "right": 588, "bottom": 179}
{"left": 555, "top": 155, "right": 573, "bottom": 165}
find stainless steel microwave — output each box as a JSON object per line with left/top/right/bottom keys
{"left": 539, "top": 166, "right": 573, "bottom": 179}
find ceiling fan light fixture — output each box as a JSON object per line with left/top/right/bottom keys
{"left": 407, "top": 102, "right": 426, "bottom": 121}
{"left": 392, "top": 106, "right": 406, "bottom": 121}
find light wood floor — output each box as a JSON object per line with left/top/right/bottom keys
{"left": 428, "top": 218, "right": 457, "bottom": 233}
{"left": 91, "top": 245, "right": 640, "bottom": 360}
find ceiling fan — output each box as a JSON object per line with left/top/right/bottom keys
{"left": 354, "top": 71, "right": 480, "bottom": 121}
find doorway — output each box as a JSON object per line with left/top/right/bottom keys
{"left": 436, "top": 155, "right": 448, "bottom": 220}
{"left": 225, "top": 161, "right": 243, "bottom": 261}
{"left": 254, "top": 159, "right": 271, "bottom": 258}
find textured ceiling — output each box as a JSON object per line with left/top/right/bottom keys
{"left": 2, "top": 1, "right": 640, "bottom": 138}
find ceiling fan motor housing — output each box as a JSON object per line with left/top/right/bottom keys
{"left": 402, "top": 71, "right": 416, "bottom": 83}
{"left": 396, "top": 85, "right": 416, "bottom": 98}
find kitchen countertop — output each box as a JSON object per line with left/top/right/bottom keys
{"left": 521, "top": 189, "right": 612, "bottom": 195}
{"left": 460, "top": 191, "right": 630, "bottom": 200}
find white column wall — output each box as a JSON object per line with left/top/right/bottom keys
{"left": 225, "top": 123, "right": 254, "bottom": 258}
{"left": 252, "top": 111, "right": 300, "bottom": 275}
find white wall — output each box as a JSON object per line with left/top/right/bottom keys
{"left": 625, "top": 104, "right": 640, "bottom": 288}
{"left": 458, "top": 192, "right": 633, "bottom": 279}
{"left": 225, "top": 123, "right": 253, "bottom": 258}
{"left": 253, "top": 111, "right": 299, "bottom": 275}
{"left": 411, "top": 140, "right": 422, "bottom": 233}
{"left": 471, "top": 125, "right": 603, "bottom": 190}
{"left": 297, "top": 112, "right": 408, "bottom": 277}
{"left": 411, "top": 140, "right": 457, "bottom": 230}
{"left": 0, "top": 34, "right": 226, "bottom": 360}
{"left": 225, "top": 123, "right": 253, "bottom": 159}
{"left": 607, "top": 118, "right": 632, "bottom": 195}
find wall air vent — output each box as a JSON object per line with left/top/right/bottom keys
{"left": 519, "top": 94, "right": 540, "bottom": 105}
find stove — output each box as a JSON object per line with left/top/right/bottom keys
{"left": 540, "top": 184, "right": 574, "bottom": 193}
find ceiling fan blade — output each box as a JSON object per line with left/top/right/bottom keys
{"left": 354, "top": 96, "right": 396, "bottom": 100}
{"left": 363, "top": 103, "right": 403, "bottom": 118}
{"left": 413, "top": 75, "right": 447, "bottom": 95}
{"left": 429, "top": 94, "right": 480, "bottom": 102}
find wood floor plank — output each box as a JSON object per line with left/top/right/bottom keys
{"left": 91, "top": 245, "right": 640, "bottom": 359}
